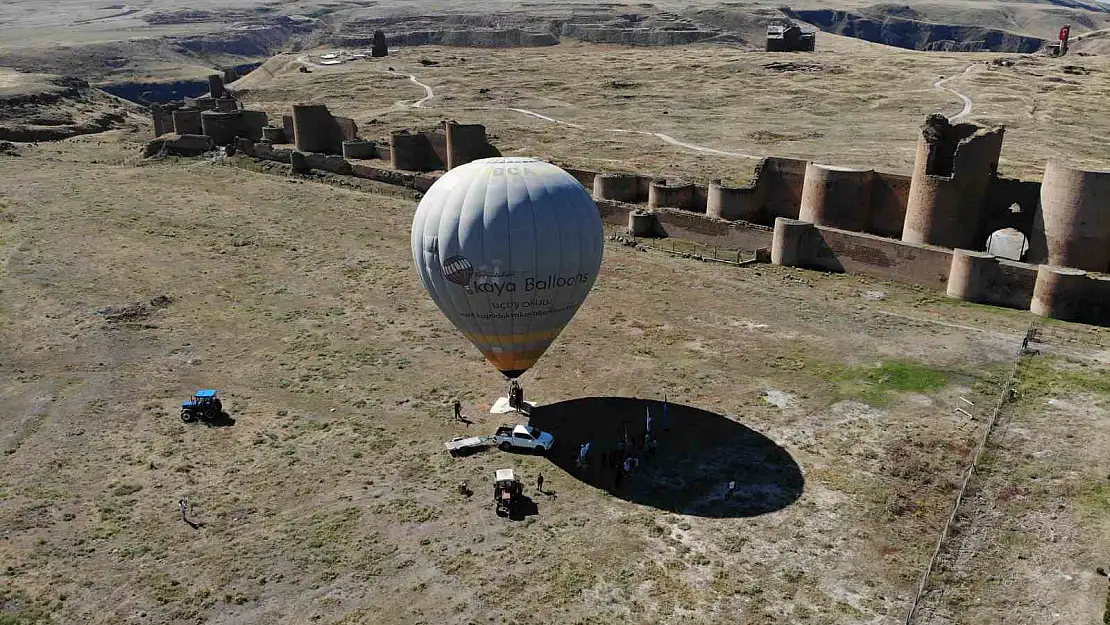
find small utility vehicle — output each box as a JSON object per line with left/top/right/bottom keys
{"left": 493, "top": 468, "right": 523, "bottom": 517}
{"left": 181, "top": 389, "right": 222, "bottom": 423}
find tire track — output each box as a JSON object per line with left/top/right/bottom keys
{"left": 403, "top": 71, "right": 759, "bottom": 158}
{"left": 362, "top": 64, "right": 976, "bottom": 158}
{"left": 934, "top": 64, "right": 976, "bottom": 123}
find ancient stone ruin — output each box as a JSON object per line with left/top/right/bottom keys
{"left": 372, "top": 30, "right": 388, "bottom": 57}
{"left": 764, "top": 116, "right": 1109, "bottom": 326}
{"left": 144, "top": 95, "right": 500, "bottom": 191}
{"left": 146, "top": 74, "right": 270, "bottom": 157}
{"left": 766, "top": 22, "right": 816, "bottom": 52}
{"left": 571, "top": 113, "right": 1108, "bottom": 326}
{"left": 140, "top": 96, "right": 1109, "bottom": 327}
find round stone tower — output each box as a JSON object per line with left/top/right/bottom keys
{"left": 1027, "top": 159, "right": 1110, "bottom": 272}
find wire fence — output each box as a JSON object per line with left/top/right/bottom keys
{"left": 1024, "top": 320, "right": 1110, "bottom": 350}
{"left": 903, "top": 321, "right": 1039, "bottom": 625}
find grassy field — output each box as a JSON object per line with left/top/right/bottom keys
{"left": 1, "top": 132, "right": 1108, "bottom": 624}
{"left": 236, "top": 37, "right": 1110, "bottom": 182}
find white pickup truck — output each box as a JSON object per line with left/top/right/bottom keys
{"left": 443, "top": 424, "right": 555, "bottom": 456}
{"left": 494, "top": 424, "right": 554, "bottom": 453}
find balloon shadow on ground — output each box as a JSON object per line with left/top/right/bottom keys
{"left": 528, "top": 397, "right": 803, "bottom": 519}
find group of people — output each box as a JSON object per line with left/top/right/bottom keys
{"left": 575, "top": 407, "right": 663, "bottom": 491}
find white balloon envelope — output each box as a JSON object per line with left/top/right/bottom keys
{"left": 411, "top": 157, "right": 604, "bottom": 378}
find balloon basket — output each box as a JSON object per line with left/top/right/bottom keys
{"left": 490, "top": 396, "right": 535, "bottom": 416}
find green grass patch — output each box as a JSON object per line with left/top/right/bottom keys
{"left": 779, "top": 350, "right": 954, "bottom": 406}
{"left": 1015, "top": 355, "right": 1110, "bottom": 398}
{"left": 1074, "top": 480, "right": 1110, "bottom": 516}
{"left": 864, "top": 361, "right": 949, "bottom": 392}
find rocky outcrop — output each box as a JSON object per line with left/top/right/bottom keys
{"left": 785, "top": 9, "right": 1046, "bottom": 52}
{"left": 0, "top": 70, "right": 146, "bottom": 142}
{"left": 560, "top": 24, "right": 718, "bottom": 45}
{"left": 336, "top": 28, "right": 558, "bottom": 48}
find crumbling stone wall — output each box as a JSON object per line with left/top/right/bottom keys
{"left": 390, "top": 130, "right": 443, "bottom": 171}
{"left": 759, "top": 157, "right": 808, "bottom": 223}
{"left": 707, "top": 177, "right": 763, "bottom": 222}
{"left": 386, "top": 122, "right": 500, "bottom": 172}
{"left": 372, "top": 30, "right": 388, "bottom": 57}
{"left": 798, "top": 163, "right": 873, "bottom": 231}
{"left": 648, "top": 180, "right": 697, "bottom": 211}
{"left": 282, "top": 115, "right": 295, "bottom": 145}
{"left": 593, "top": 173, "right": 642, "bottom": 203}
{"left": 865, "top": 172, "right": 911, "bottom": 237}
{"left": 772, "top": 217, "right": 954, "bottom": 287}
{"left": 292, "top": 103, "right": 354, "bottom": 155}
{"left": 980, "top": 177, "right": 1038, "bottom": 241}
{"left": 151, "top": 105, "right": 175, "bottom": 137}
{"left": 172, "top": 109, "right": 202, "bottom": 135}
{"left": 201, "top": 111, "right": 242, "bottom": 146}
{"left": 902, "top": 114, "right": 1005, "bottom": 249}
{"left": 445, "top": 122, "right": 500, "bottom": 169}
{"left": 766, "top": 23, "right": 816, "bottom": 52}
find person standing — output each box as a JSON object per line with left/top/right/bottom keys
{"left": 537, "top": 473, "right": 545, "bottom": 493}
{"left": 453, "top": 400, "right": 462, "bottom": 422}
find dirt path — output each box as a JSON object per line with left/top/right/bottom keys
{"left": 405, "top": 63, "right": 979, "bottom": 158}
{"left": 406, "top": 70, "right": 761, "bottom": 158}
{"left": 397, "top": 71, "right": 434, "bottom": 108}
{"left": 934, "top": 64, "right": 976, "bottom": 123}
{"left": 306, "top": 62, "right": 975, "bottom": 159}
{"left": 72, "top": 6, "right": 140, "bottom": 25}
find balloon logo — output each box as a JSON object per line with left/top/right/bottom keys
{"left": 441, "top": 255, "right": 474, "bottom": 287}
{"left": 411, "top": 157, "right": 604, "bottom": 379}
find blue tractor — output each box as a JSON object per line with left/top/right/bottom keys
{"left": 181, "top": 389, "right": 223, "bottom": 423}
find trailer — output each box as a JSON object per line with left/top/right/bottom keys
{"left": 444, "top": 435, "right": 493, "bottom": 456}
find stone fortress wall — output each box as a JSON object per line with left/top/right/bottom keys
{"left": 143, "top": 89, "right": 1109, "bottom": 327}
{"left": 557, "top": 114, "right": 1109, "bottom": 326}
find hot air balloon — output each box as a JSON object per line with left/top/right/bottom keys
{"left": 411, "top": 157, "right": 604, "bottom": 407}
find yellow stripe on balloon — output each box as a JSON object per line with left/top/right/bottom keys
{"left": 481, "top": 347, "right": 548, "bottom": 372}
{"left": 462, "top": 328, "right": 563, "bottom": 345}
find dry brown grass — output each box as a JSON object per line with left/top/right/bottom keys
{"left": 237, "top": 37, "right": 1110, "bottom": 185}
{"left": 1, "top": 131, "right": 1108, "bottom": 623}
{"left": 913, "top": 353, "right": 1110, "bottom": 625}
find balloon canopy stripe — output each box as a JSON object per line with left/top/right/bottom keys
{"left": 461, "top": 328, "right": 564, "bottom": 344}
{"left": 483, "top": 347, "right": 549, "bottom": 374}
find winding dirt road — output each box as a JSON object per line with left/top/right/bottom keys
{"left": 404, "top": 73, "right": 761, "bottom": 158}
{"left": 402, "top": 72, "right": 435, "bottom": 108}
{"left": 371, "top": 65, "right": 978, "bottom": 158}
{"left": 934, "top": 64, "right": 976, "bottom": 123}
